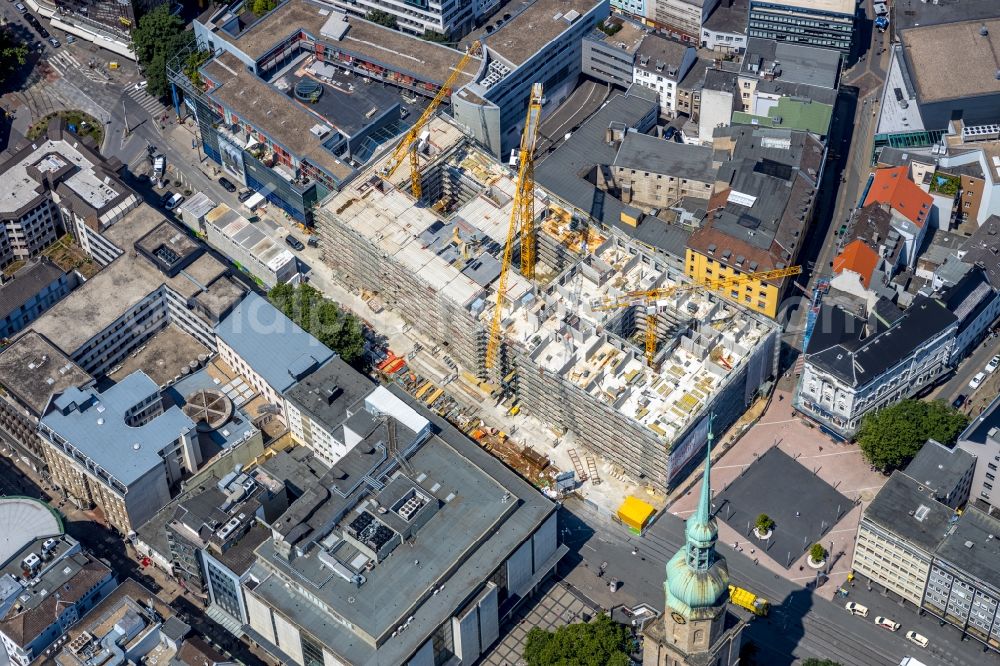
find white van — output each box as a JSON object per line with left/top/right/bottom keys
{"left": 164, "top": 193, "right": 185, "bottom": 211}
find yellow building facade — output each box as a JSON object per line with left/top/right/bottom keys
{"left": 684, "top": 249, "right": 782, "bottom": 319}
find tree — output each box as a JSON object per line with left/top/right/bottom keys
{"left": 801, "top": 660, "right": 843, "bottom": 666}
{"left": 131, "top": 5, "right": 193, "bottom": 98}
{"left": 268, "top": 283, "right": 367, "bottom": 366}
{"left": 755, "top": 513, "right": 774, "bottom": 533}
{"left": 809, "top": 543, "right": 827, "bottom": 563}
{"left": 421, "top": 29, "right": 450, "bottom": 43}
{"left": 523, "top": 614, "right": 631, "bottom": 666}
{"left": 856, "top": 399, "right": 969, "bottom": 472}
{"left": 251, "top": 0, "right": 278, "bottom": 15}
{"left": 0, "top": 26, "right": 29, "bottom": 84}
{"left": 366, "top": 9, "right": 398, "bottom": 29}
{"left": 183, "top": 49, "right": 212, "bottom": 88}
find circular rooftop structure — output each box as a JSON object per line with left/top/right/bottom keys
{"left": 0, "top": 498, "right": 63, "bottom": 567}
{"left": 294, "top": 79, "right": 323, "bottom": 103}
{"left": 183, "top": 389, "right": 234, "bottom": 433}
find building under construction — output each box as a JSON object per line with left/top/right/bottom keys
{"left": 316, "top": 114, "right": 780, "bottom": 489}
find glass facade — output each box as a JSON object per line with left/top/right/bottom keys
{"left": 430, "top": 618, "right": 454, "bottom": 666}
{"left": 301, "top": 631, "right": 325, "bottom": 666}
{"left": 206, "top": 557, "right": 243, "bottom": 620}
{"left": 748, "top": 2, "right": 853, "bottom": 53}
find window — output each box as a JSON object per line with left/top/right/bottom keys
{"left": 986, "top": 482, "right": 994, "bottom": 491}
{"left": 301, "top": 633, "right": 324, "bottom": 666}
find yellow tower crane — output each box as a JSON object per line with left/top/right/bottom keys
{"left": 380, "top": 41, "right": 481, "bottom": 199}
{"left": 593, "top": 266, "right": 802, "bottom": 366}
{"left": 484, "top": 82, "right": 545, "bottom": 370}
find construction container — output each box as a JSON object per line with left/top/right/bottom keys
{"left": 617, "top": 496, "right": 655, "bottom": 534}
{"left": 728, "top": 585, "right": 769, "bottom": 616}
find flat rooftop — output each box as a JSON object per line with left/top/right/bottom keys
{"left": 56, "top": 578, "right": 179, "bottom": 666}
{"left": 935, "top": 507, "right": 1000, "bottom": 584}
{"left": 290, "top": 61, "right": 426, "bottom": 138}
{"left": 586, "top": 19, "right": 646, "bottom": 55}
{"left": 250, "top": 384, "right": 556, "bottom": 665}
{"left": 30, "top": 205, "right": 231, "bottom": 356}
{"left": 0, "top": 137, "right": 127, "bottom": 216}
{"left": 203, "top": 53, "right": 354, "bottom": 182}
{"left": 205, "top": 203, "right": 295, "bottom": 274}
{"left": 108, "top": 324, "right": 210, "bottom": 387}
{"left": 322, "top": 116, "right": 535, "bottom": 310}
{"left": 211, "top": 0, "right": 478, "bottom": 86}
{"left": 892, "top": 0, "right": 1000, "bottom": 32}
{"left": 864, "top": 471, "right": 954, "bottom": 554}
{"left": 285, "top": 357, "right": 375, "bottom": 432}
{"left": 478, "top": 0, "right": 601, "bottom": 67}
{"left": 704, "top": 0, "right": 748, "bottom": 34}
{"left": 41, "top": 371, "right": 196, "bottom": 487}
{"left": 741, "top": 38, "right": 841, "bottom": 89}
{"left": 752, "top": 0, "right": 854, "bottom": 15}
{"left": 0, "top": 331, "right": 92, "bottom": 416}
{"left": 901, "top": 18, "right": 1000, "bottom": 103}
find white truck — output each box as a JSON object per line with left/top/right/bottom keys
{"left": 899, "top": 658, "right": 929, "bottom": 666}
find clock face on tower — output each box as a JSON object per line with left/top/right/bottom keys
{"left": 670, "top": 611, "right": 687, "bottom": 625}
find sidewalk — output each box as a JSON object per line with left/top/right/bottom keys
{"left": 667, "top": 386, "right": 883, "bottom": 599}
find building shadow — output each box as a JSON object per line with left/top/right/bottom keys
{"left": 742, "top": 588, "right": 814, "bottom": 666}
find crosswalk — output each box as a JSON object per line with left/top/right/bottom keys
{"left": 46, "top": 51, "right": 107, "bottom": 83}
{"left": 125, "top": 85, "right": 168, "bottom": 118}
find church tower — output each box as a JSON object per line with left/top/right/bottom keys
{"left": 643, "top": 417, "right": 745, "bottom": 666}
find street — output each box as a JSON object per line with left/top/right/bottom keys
{"left": 559, "top": 497, "right": 988, "bottom": 666}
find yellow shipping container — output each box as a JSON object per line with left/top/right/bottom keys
{"left": 617, "top": 496, "right": 655, "bottom": 534}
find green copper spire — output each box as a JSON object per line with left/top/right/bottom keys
{"left": 664, "top": 414, "right": 730, "bottom": 618}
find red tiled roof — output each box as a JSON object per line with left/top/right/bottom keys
{"left": 863, "top": 166, "right": 932, "bottom": 228}
{"left": 833, "top": 238, "right": 880, "bottom": 289}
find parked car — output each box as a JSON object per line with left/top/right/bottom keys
{"left": 237, "top": 189, "right": 254, "bottom": 203}
{"left": 970, "top": 371, "right": 987, "bottom": 390}
{"left": 47, "top": 37, "right": 60, "bottom": 48}
{"left": 874, "top": 616, "right": 900, "bottom": 631}
{"left": 307, "top": 237, "right": 319, "bottom": 248}
{"left": 134, "top": 80, "right": 148, "bottom": 91}
{"left": 844, "top": 602, "right": 868, "bottom": 617}
{"left": 663, "top": 126, "right": 677, "bottom": 140}
{"left": 952, "top": 394, "right": 967, "bottom": 409}
{"left": 285, "top": 235, "right": 305, "bottom": 251}
{"left": 160, "top": 191, "right": 175, "bottom": 206}
{"left": 15, "top": 3, "right": 27, "bottom": 13}
{"left": 218, "top": 176, "right": 237, "bottom": 193}
{"left": 987, "top": 355, "right": 1000, "bottom": 373}
{"left": 66, "top": 35, "right": 76, "bottom": 44}
{"left": 164, "top": 193, "right": 185, "bottom": 211}
{"left": 905, "top": 631, "right": 929, "bottom": 648}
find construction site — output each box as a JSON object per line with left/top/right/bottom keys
{"left": 317, "top": 114, "right": 781, "bottom": 489}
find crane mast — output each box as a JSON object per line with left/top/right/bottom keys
{"left": 485, "top": 82, "right": 544, "bottom": 370}
{"left": 380, "top": 41, "right": 481, "bottom": 198}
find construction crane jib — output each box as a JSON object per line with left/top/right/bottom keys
{"left": 379, "top": 41, "right": 482, "bottom": 199}
{"left": 592, "top": 266, "right": 802, "bottom": 367}
{"left": 485, "top": 82, "right": 544, "bottom": 370}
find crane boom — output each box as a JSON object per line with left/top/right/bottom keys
{"left": 594, "top": 266, "right": 802, "bottom": 312}
{"left": 485, "top": 83, "right": 544, "bottom": 370}
{"left": 592, "top": 266, "right": 802, "bottom": 366}
{"left": 380, "top": 41, "right": 481, "bottom": 197}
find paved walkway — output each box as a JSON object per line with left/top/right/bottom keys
{"left": 479, "top": 580, "right": 600, "bottom": 666}
{"left": 668, "top": 385, "right": 885, "bottom": 599}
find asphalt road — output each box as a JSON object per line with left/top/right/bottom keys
{"left": 561, "top": 498, "right": 988, "bottom": 666}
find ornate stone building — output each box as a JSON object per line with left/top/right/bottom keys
{"left": 643, "top": 419, "right": 746, "bottom": 666}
